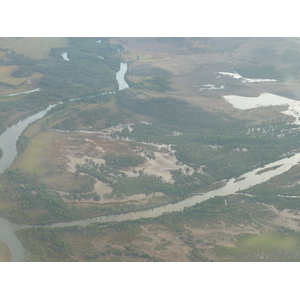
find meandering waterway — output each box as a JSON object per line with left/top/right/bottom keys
{"left": 1, "top": 76, "right": 300, "bottom": 261}
{"left": 7, "top": 88, "right": 41, "bottom": 97}
{"left": 42, "top": 151, "right": 300, "bottom": 227}
{"left": 0, "top": 63, "right": 128, "bottom": 261}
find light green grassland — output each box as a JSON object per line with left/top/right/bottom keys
{"left": 0, "top": 37, "right": 68, "bottom": 59}
{"left": 216, "top": 232, "right": 300, "bottom": 259}
{"left": 12, "top": 132, "right": 52, "bottom": 174}
{"left": 0, "top": 65, "right": 27, "bottom": 85}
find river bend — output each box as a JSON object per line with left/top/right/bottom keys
{"left": 0, "top": 63, "right": 128, "bottom": 261}
{"left": 0, "top": 75, "right": 300, "bottom": 261}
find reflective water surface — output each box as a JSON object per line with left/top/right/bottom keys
{"left": 0, "top": 86, "right": 299, "bottom": 261}
{"left": 116, "top": 63, "right": 129, "bottom": 90}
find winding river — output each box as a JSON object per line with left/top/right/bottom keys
{"left": 1, "top": 67, "right": 300, "bottom": 261}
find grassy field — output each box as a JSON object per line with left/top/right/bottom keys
{"left": 0, "top": 37, "right": 65, "bottom": 95}
{"left": 0, "top": 37, "right": 68, "bottom": 59}
{"left": 113, "top": 37, "right": 300, "bottom": 130}
{"left": 215, "top": 231, "right": 300, "bottom": 261}
{"left": 13, "top": 135, "right": 50, "bottom": 174}
{"left": 0, "top": 69, "right": 44, "bottom": 96}
{"left": 12, "top": 131, "right": 63, "bottom": 175}
{"left": 0, "top": 241, "right": 12, "bottom": 262}
{"left": 127, "top": 75, "right": 153, "bottom": 83}
{"left": 0, "top": 65, "right": 26, "bottom": 85}
{"left": 11, "top": 127, "right": 97, "bottom": 193}
{"left": 40, "top": 171, "right": 95, "bottom": 193}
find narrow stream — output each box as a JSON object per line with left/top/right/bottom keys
{"left": 7, "top": 88, "right": 41, "bottom": 97}
{"left": 1, "top": 67, "right": 299, "bottom": 261}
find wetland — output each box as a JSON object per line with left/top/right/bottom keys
{"left": 2, "top": 37, "right": 300, "bottom": 261}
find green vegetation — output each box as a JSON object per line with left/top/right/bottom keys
{"left": 76, "top": 160, "right": 122, "bottom": 185}
{"left": 155, "top": 37, "right": 246, "bottom": 53}
{"left": 0, "top": 169, "right": 108, "bottom": 224}
{"left": 215, "top": 230, "right": 300, "bottom": 261}
{"left": 111, "top": 175, "right": 175, "bottom": 197}
{"left": 129, "top": 65, "right": 173, "bottom": 77}
{"left": 16, "top": 227, "right": 74, "bottom": 261}
{"left": 78, "top": 107, "right": 110, "bottom": 127}
{"left": 4, "top": 38, "right": 300, "bottom": 222}
{"left": 16, "top": 222, "right": 158, "bottom": 261}
{"left": 52, "top": 116, "right": 78, "bottom": 131}
{"left": 104, "top": 154, "right": 145, "bottom": 170}
{"left": 0, "top": 37, "right": 121, "bottom": 134}
{"left": 130, "top": 76, "right": 174, "bottom": 92}
{"left": 14, "top": 193, "right": 270, "bottom": 261}
{"left": 154, "top": 241, "right": 172, "bottom": 250}
{"left": 16, "top": 135, "right": 30, "bottom": 156}
{"left": 75, "top": 159, "right": 196, "bottom": 199}
{"left": 243, "top": 181, "right": 300, "bottom": 211}
{"left": 41, "top": 96, "right": 114, "bottom": 132}
{"left": 189, "top": 249, "right": 210, "bottom": 262}
{"left": 116, "top": 90, "right": 300, "bottom": 181}
{"left": 116, "top": 90, "right": 233, "bottom": 130}
{"left": 0, "top": 37, "right": 68, "bottom": 60}
{"left": 282, "top": 49, "right": 300, "bottom": 63}
{"left": 4, "top": 37, "right": 300, "bottom": 261}
{"left": 0, "top": 240, "right": 12, "bottom": 262}
{"left": 235, "top": 65, "right": 283, "bottom": 80}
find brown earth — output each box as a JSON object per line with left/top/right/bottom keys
{"left": 111, "top": 37, "right": 300, "bottom": 125}
{"left": 0, "top": 241, "right": 12, "bottom": 262}
{"left": 61, "top": 199, "right": 300, "bottom": 262}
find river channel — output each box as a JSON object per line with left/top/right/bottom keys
{"left": 1, "top": 71, "right": 300, "bottom": 261}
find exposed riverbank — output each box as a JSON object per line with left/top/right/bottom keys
{"left": 1, "top": 65, "right": 300, "bottom": 261}
{"left": 0, "top": 63, "right": 129, "bottom": 261}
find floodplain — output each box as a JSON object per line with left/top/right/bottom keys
{"left": 2, "top": 37, "right": 300, "bottom": 261}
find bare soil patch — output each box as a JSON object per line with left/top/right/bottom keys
{"left": 264, "top": 205, "right": 300, "bottom": 231}
{"left": 19, "top": 131, "right": 189, "bottom": 205}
